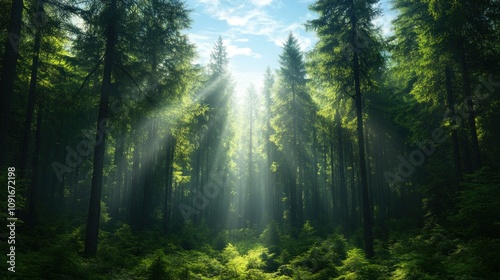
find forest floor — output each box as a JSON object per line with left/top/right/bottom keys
{"left": 4, "top": 214, "right": 500, "bottom": 279}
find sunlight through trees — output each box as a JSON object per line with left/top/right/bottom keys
{"left": 0, "top": 0, "right": 499, "bottom": 278}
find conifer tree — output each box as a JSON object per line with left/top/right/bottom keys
{"left": 308, "top": 0, "right": 384, "bottom": 257}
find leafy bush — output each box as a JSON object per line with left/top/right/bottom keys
{"left": 335, "top": 248, "right": 387, "bottom": 280}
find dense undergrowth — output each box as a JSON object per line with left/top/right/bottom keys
{"left": 2, "top": 169, "right": 499, "bottom": 279}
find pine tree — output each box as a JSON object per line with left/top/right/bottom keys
{"left": 84, "top": 0, "right": 118, "bottom": 257}
{"left": 0, "top": 0, "right": 23, "bottom": 165}
{"left": 262, "top": 67, "right": 277, "bottom": 222}
{"left": 308, "top": 0, "right": 384, "bottom": 258}
{"left": 272, "top": 33, "right": 314, "bottom": 229}
{"left": 191, "top": 36, "right": 233, "bottom": 227}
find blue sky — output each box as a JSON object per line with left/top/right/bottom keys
{"left": 184, "top": 0, "right": 396, "bottom": 97}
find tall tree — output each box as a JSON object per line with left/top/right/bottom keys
{"left": 191, "top": 36, "right": 232, "bottom": 226}
{"left": 335, "top": 111, "right": 348, "bottom": 233}
{"left": 262, "top": 67, "right": 277, "bottom": 223}
{"left": 0, "top": 0, "right": 23, "bottom": 165}
{"left": 271, "top": 33, "right": 313, "bottom": 229}
{"left": 245, "top": 84, "right": 259, "bottom": 226}
{"left": 425, "top": 0, "right": 499, "bottom": 170}
{"left": 84, "top": 0, "right": 118, "bottom": 257}
{"left": 308, "top": 0, "right": 384, "bottom": 257}
{"left": 391, "top": 0, "right": 499, "bottom": 173}
{"left": 19, "top": 0, "right": 45, "bottom": 176}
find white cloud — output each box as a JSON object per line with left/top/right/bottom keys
{"left": 189, "top": 0, "right": 317, "bottom": 94}
{"left": 188, "top": 32, "right": 261, "bottom": 62}
{"left": 250, "top": 0, "right": 273, "bottom": 6}
{"left": 187, "top": 33, "right": 214, "bottom": 64}
{"left": 197, "top": 1, "right": 260, "bottom": 27}
{"left": 194, "top": 0, "right": 316, "bottom": 50}
{"left": 224, "top": 39, "right": 262, "bottom": 59}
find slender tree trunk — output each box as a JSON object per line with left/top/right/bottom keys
{"left": 130, "top": 137, "right": 142, "bottom": 230}
{"left": 0, "top": 0, "right": 23, "bottom": 165}
{"left": 297, "top": 153, "right": 303, "bottom": 227}
{"left": 321, "top": 134, "right": 328, "bottom": 224}
{"left": 84, "top": 0, "right": 117, "bottom": 256}
{"left": 19, "top": 1, "right": 44, "bottom": 176}
{"left": 71, "top": 165, "right": 80, "bottom": 216}
{"left": 461, "top": 134, "right": 472, "bottom": 173}
{"left": 290, "top": 85, "right": 298, "bottom": 228}
{"left": 122, "top": 147, "right": 131, "bottom": 221}
{"left": 112, "top": 129, "right": 125, "bottom": 217}
{"left": 330, "top": 133, "right": 337, "bottom": 226}
{"left": 459, "top": 46, "right": 481, "bottom": 170}
{"left": 445, "top": 66, "right": 463, "bottom": 182}
{"left": 375, "top": 134, "right": 387, "bottom": 234}
{"left": 264, "top": 72, "right": 277, "bottom": 224}
{"left": 247, "top": 93, "right": 258, "bottom": 226}
{"left": 351, "top": 0, "right": 374, "bottom": 257}
{"left": 349, "top": 141, "right": 358, "bottom": 232}
{"left": 141, "top": 121, "right": 157, "bottom": 230}
{"left": 163, "top": 133, "right": 176, "bottom": 232}
{"left": 193, "top": 141, "right": 202, "bottom": 224}
{"left": 312, "top": 126, "right": 320, "bottom": 223}
{"left": 28, "top": 105, "right": 43, "bottom": 225}
{"left": 336, "top": 111, "right": 348, "bottom": 234}
{"left": 266, "top": 126, "right": 275, "bottom": 224}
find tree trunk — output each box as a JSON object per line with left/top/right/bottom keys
{"left": 351, "top": 0, "right": 374, "bottom": 258}
{"left": 312, "top": 126, "right": 320, "bottom": 223}
{"left": 129, "top": 139, "right": 142, "bottom": 229}
{"left": 348, "top": 141, "right": 358, "bottom": 232}
{"left": 330, "top": 133, "right": 337, "bottom": 226}
{"left": 336, "top": 111, "right": 348, "bottom": 234}
{"left": 112, "top": 129, "right": 125, "bottom": 218}
{"left": 445, "top": 66, "right": 463, "bottom": 182}
{"left": 459, "top": 46, "right": 481, "bottom": 170}
{"left": 19, "top": 1, "right": 44, "bottom": 176}
{"left": 28, "top": 105, "right": 43, "bottom": 225}
{"left": 247, "top": 93, "right": 258, "bottom": 226}
{"left": 141, "top": 121, "right": 157, "bottom": 230}
{"left": 290, "top": 84, "right": 298, "bottom": 229}
{"left": 84, "top": 0, "right": 117, "bottom": 257}
{"left": 0, "top": 0, "right": 23, "bottom": 165}
{"left": 163, "top": 133, "right": 176, "bottom": 232}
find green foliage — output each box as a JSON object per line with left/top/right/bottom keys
{"left": 220, "top": 243, "right": 271, "bottom": 278}
{"left": 387, "top": 179, "right": 500, "bottom": 280}
{"left": 11, "top": 219, "right": 500, "bottom": 279}
{"left": 452, "top": 168, "right": 500, "bottom": 238}
{"left": 178, "top": 221, "right": 210, "bottom": 250}
{"left": 97, "top": 224, "right": 141, "bottom": 268}
{"left": 335, "top": 248, "right": 387, "bottom": 280}
{"left": 226, "top": 227, "right": 260, "bottom": 254}
{"left": 291, "top": 236, "right": 346, "bottom": 279}
{"left": 259, "top": 222, "right": 281, "bottom": 253}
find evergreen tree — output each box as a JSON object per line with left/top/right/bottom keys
{"left": 262, "top": 67, "right": 277, "bottom": 223}
{"left": 271, "top": 33, "right": 314, "bottom": 230}
{"left": 0, "top": 0, "right": 23, "bottom": 165}
{"left": 308, "top": 0, "right": 384, "bottom": 257}
{"left": 191, "top": 36, "right": 233, "bottom": 227}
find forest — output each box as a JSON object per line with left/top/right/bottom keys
{"left": 0, "top": 0, "right": 499, "bottom": 279}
